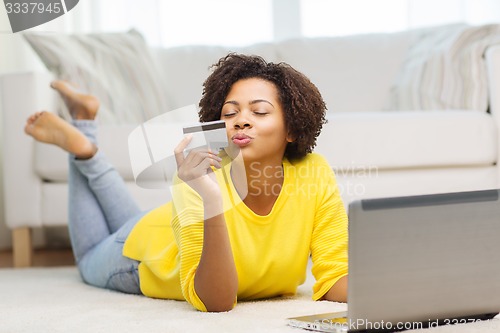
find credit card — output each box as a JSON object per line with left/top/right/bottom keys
{"left": 183, "top": 120, "right": 228, "bottom": 151}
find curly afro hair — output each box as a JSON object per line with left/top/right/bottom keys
{"left": 199, "top": 53, "right": 327, "bottom": 161}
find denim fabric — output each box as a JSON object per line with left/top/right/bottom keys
{"left": 67, "top": 120, "right": 145, "bottom": 294}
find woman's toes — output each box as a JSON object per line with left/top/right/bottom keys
{"left": 50, "top": 80, "right": 99, "bottom": 120}
{"left": 51, "top": 80, "right": 78, "bottom": 95}
{"left": 24, "top": 111, "right": 96, "bottom": 158}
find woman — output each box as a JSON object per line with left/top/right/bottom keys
{"left": 24, "top": 53, "right": 348, "bottom": 312}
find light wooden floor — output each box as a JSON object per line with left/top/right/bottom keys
{"left": 0, "top": 248, "right": 75, "bottom": 268}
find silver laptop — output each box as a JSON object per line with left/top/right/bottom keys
{"left": 287, "top": 189, "right": 500, "bottom": 332}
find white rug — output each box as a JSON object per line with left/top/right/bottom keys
{"left": 0, "top": 266, "right": 499, "bottom": 333}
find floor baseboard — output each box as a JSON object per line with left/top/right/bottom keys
{"left": 0, "top": 248, "right": 74, "bottom": 268}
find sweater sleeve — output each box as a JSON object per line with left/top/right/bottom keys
{"left": 310, "top": 158, "right": 348, "bottom": 301}
{"left": 170, "top": 174, "right": 208, "bottom": 311}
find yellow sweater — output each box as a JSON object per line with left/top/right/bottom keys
{"left": 123, "top": 153, "right": 348, "bottom": 311}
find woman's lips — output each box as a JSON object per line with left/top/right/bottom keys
{"left": 232, "top": 134, "right": 252, "bottom": 146}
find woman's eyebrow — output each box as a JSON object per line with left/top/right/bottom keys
{"left": 222, "top": 99, "right": 275, "bottom": 108}
{"left": 250, "top": 99, "right": 274, "bottom": 108}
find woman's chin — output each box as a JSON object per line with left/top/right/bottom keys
{"left": 224, "top": 144, "right": 241, "bottom": 160}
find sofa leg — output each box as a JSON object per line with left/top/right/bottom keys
{"left": 12, "top": 227, "right": 33, "bottom": 268}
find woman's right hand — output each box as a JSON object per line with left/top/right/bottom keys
{"left": 174, "top": 135, "right": 223, "bottom": 201}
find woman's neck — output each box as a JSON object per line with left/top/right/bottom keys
{"left": 230, "top": 157, "right": 285, "bottom": 209}
{"left": 246, "top": 160, "right": 284, "bottom": 197}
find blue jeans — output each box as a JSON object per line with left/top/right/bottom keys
{"left": 68, "top": 120, "right": 146, "bottom": 294}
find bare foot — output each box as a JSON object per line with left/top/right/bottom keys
{"left": 50, "top": 80, "right": 100, "bottom": 120}
{"left": 25, "top": 111, "right": 97, "bottom": 159}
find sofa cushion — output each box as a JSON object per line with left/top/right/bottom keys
{"left": 338, "top": 166, "right": 499, "bottom": 205}
{"left": 40, "top": 167, "right": 498, "bottom": 226}
{"left": 24, "top": 30, "right": 169, "bottom": 124}
{"left": 41, "top": 182, "right": 171, "bottom": 227}
{"left": 385, "top": 24, "right": 500, "bottom": 113}
{"left": 35, "top": 110, "right": 497, "bottom": 183}
{"left": 315, "top": 110, "right": 497, "bottom": 170}
{"left": 275, "top": 32, "right": 413, "bottom": 113}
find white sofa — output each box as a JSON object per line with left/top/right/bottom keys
{"left": 2, "top": 25, "right": 500, "bottom": 267}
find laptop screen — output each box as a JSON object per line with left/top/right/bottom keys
{"left": 347, "top": 189, "right": 500, "bottom": 331}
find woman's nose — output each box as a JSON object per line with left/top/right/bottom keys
{"left": 233, "top": 113, "right": 252, "bottom": 129}
{"left": 234, "top": 122, "right": 251, "bottom": 129}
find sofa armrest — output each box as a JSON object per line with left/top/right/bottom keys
{"left": 486, "top": 45, "right": 500, "bottom": 126}
{"left": 485, "top": 45, "right": 500, "bottom": 186}
{"left": 0, "top": 72, "right": 56, "bottom": 229}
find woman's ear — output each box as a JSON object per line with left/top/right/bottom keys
{"left": 286, "top": 131, "right": 295, "bottom": 143}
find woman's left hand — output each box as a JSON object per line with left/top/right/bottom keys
{"left": 174, "top": 135, "right": 223, "bottom": 201}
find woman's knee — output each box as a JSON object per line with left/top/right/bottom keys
{"left": 105, "top": 268, "right": 142, "bottom": 294}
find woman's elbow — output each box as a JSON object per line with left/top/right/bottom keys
{"left": 322, "top": 275, "right": 348, "bottom": 303}
{"left": 323, "top": 292, "right": 347, "bottom": 303}
{"left": 204, "top": 299, "right": 236, "bottom": 312}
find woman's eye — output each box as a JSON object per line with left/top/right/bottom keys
{"left": 223, "top": 113, "right": 236, "bottom": 118}
{"left": 254, "top": 112, "right": 268, "bottom": 116}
